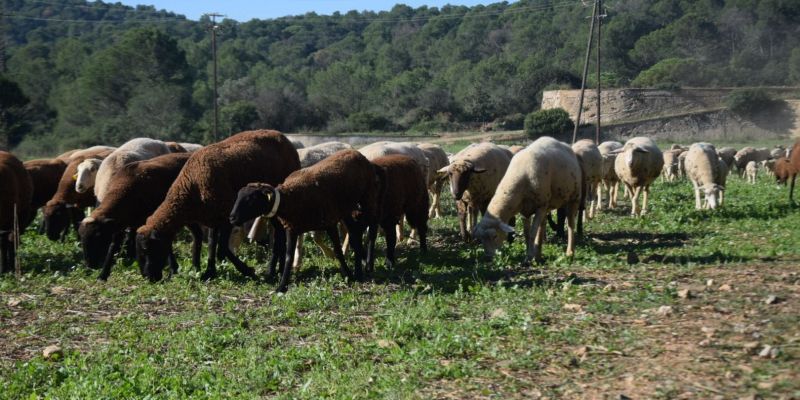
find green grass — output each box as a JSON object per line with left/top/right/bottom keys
{"left": 1, "top": 171, "right": 799, "bottom": 399}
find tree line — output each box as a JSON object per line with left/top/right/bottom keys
{"left": 2, "top": 0, "right": 799, "bottom": 155}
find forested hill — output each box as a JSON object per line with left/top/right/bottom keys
{"left": 2, "top": 0, "right": 800, "bottom": 155}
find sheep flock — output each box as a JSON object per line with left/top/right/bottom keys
{"left": 1, "top": 131, "right": 798, "bottom": 289}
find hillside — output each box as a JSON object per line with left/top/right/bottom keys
{"left": 1, "top": 0, "right": 799, "bottom": 154}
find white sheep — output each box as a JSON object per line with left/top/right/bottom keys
{"left": 178, "top": 143, "right": 204, "bottom": 153}
{"left": 597, "top": 141, "right": 622, "bottom": 209}
{"left": 685, "top": 143, "right": 726, "bottom": 210}
{"left": 94, "top": 138, "right": 173, "bottom": 203}
{"left": 734, "top": 147, "right": 770, "bottom": 177}
{"left": 745, "top": 160, "right": 758, "bottom": 184}
{"left": 662, "top": 149, "right": 683, "bottom": 182}
{"left": 415, "top": 142, "right": 449, "bottom": 218}
{"left": 472, "top": 137, "right": 582, "bottom": 265}
{"left": 298, "top": 141, "right": 353, "bottom": 168}
{"left": 74, "top": 158, "right": 103, "bottom": 194}
{"left": 613, "top": 137, "right": 664, "bottom": 217}
{"left": 571, "top": 139, "right": 603, "bottom": 219}
{"left": 437, "top": 142, "right": 512, "bottom": 241}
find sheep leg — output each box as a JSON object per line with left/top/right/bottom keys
{"left": 344, "top": 218, "right": 366, "bottom": 280}
{"left": 596, "top": 183, "right": 604, "bottom": 212}
{"left": 529, "top": 209, "right": 547, "bottom": 265}
{"left": 217, "top": 224, "right": 257, "bottom": 279}
{"left": 611, "top": 182, "right": 619, "bottom": 208}
{"left": 312, "top": 231, "right": 336, "bottom": 259}
{"left": 566, "top": 204, "right": 577, "bottom": 258}
{"left": 277, "top": 230, "right": 299, "bottom": 293}
{"left": 267, "top": 222, "right": 286, "bottom": 279}
{"left": 396, "top": 222, "right": 405, "bottom": 242}
{"left": 0, "top": 235, "right": 8, "bottom": 274}
{"left": 641, "top": 186, "right": 651, "bottom": 215}
{"left": 188, "top": 224, "right": 203, "bottom": 272}
{"left": 293, "top": 234, "right": 304, "bottom": 269}
{"left": 365, "top": 221, "right": 380, "bottom": 276}
{"left": 201, "top": 228, "right": 219, "bottom": 281}
{"left": 383, "top": 221, "right": 397, "bottom": 270}
{"left": 457, "top": 202, "right": 468, "bottom": 241}
{"left": 691, "top": 180, "right": 702, "bottom": 210}
{"left": 326, "top": 226, "right": 352, "bottom": 280}
{"left": 98, "top": 232, "right": 124, "bottom": 281}
{"left": 123, "top": 229, "right": 137, "bottom": 261}
{"left": 168, "top": 244, "right": 179, "bottom": 277}
{"left": 521, "top": 215, "right": 533, "bottom": 267}
{"left": 790, "top": 174, "right": 797, "bottom": 203}
{"left": 630, "top": 185, "right": 641, "bottom": 217}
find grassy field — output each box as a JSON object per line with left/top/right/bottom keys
{"left": 1, "top": 165, "right": 799, "bottom": 399}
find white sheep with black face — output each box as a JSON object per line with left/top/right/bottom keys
{"left": 472, "top": 137, "right": 582, "bottom": 266}
{"left": 613, "top": 137, "right": 664, "bottom": 217}
{"left": 685, "top": 143, "right": 726, "bottom": 210}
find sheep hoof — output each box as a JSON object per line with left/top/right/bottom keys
{"left": 97, "top": 274, "right": 109, "bottom": 282}
{"left": 200, "top": 271, "right": 216, "bottom": 281}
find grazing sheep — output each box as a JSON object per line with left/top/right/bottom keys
{"left": 677, "top": 151, "right": 689, "bottom": 179}
{"left": 43, "top": 147, "right": 115, "bottom": 241}
{"left": 762, "top": 159, "right": 777, "bottom": 177}
{"left": 229, "top": 149, "right": 384, "bottom": 292}
{"left": 438, "top": 142, "right": 512, "bottom": 241}
{"left": 472, "top": 137, "right": 582, "bottom": 265}
{"left": 93, "top": 138, "right": 173, "bottom": 203}
{"left": 774, "top": 140, "right": 800, "bottom": 202}
{"left": 1, "top": 152, "right": 34, "bottom": 273}
{"left": 614, "top": 137, "right": 664, "bottom": 217}
{"left": 597, "top": 141, "right": 622, "bottom": 209}
{"left": 23, "top": 158, "right": 67, "bottom": 212}
{"left": 416, "top": 142, "right": 449, "bottom": 218}
{"left": 371, "top": 155, "right": 429, "bottom": 269}
{"left": 75, "top": 158, "right": 102, "bottom": 194}
{"left": 745, "top": 161, "right": 759, "bottom": 184}
{"left": 661, "top": 149, "right": 683, "bottom": 182}
{"left": 79, "top": 153, "right": 201, "bottom": 280}
{"left": 717, "top": 147, "right": 737, "bottom": 174}
{"left": 571, "top": 140, "right": 603, "bottom": 219}
{"left": 734, "top": 147, "right": 771, "bottom": 177}
{"left": 685, "top": 143, "right": 726, "bottom": 210}
{"left": 770, "top": 146, "right": 786, "bottom": 159}
{"left": 298, "top": 141, "right": 353, "bottom": 168}
{"left": 136, "top": 130, "right": 301, "bottom": 283}
{"left": 61, "top": 146, "right": 116, "bottom": 163}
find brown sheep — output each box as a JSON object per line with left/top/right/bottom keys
{"left": 23, "top": 158, "right": 67, "bottom": 211}
{"left": 1, "top": 151, "right": 34, "bottom": 273}
{"left": 774, "top": 140, "right": 800, "bottom": 202}
{"left": 79, "top": 153, "right": 202, "bottom": 281}
{"left": 43, "top": 147, "right": 115, "bottom": 241}
{"left": 371, "top": 155, "right": 429, "bottom": 270}
{"left": 136, "top": 130, "right": 301, "bottom": 283}
{"left": 229, "top": 149, "right": 384, "bottom": 292}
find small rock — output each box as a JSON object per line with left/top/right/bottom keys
{"left": 50, "top": 286, "right": 69, "bottom": 295}
{"left": 764, "top": 295, "right": 780, "bottom": 305}
{"left": 677, "top": 289, "right": 692, "bottom": 299}
{"left": 701, "top": 326, "right": 716, "bottom": 338}
{"left": 42, "top": 345, "right": 62, "bottom": 360}
{"left": 698, "top": 339, "right": 712, "bottom": 347}
{"left": 758, "top": 345, "right": 778, "bottom": 358}
{"left": 719, "top": 284, "right": 733, "bottom": 292}
{"left": 602, "top": 284, "right": 616, "bottom": 292}
{"left": 656, "top": 305, "right": 674, "bottom": 316}
{"left": 743, "top": 341, "right": 760, "bottom": 353}
{"left": 7, "top": 297, "right": 21, "bottom": 307}
{"left": 706, "top": 279, "right": 714, "bottom": 287}
{"left": 737, "top": 364, "right": 754, "bottom": 374}
{"left": 377, "top": 339, "right": 397, "bottom": 348}
{"left": 563, "top": 303, "right": 583, "bottom": 312}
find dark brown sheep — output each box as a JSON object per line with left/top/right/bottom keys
{"left": 229, "top": 149, "right": 385, "bottom": 292}
{"left": 1, "top": 151, "right": 33, "bottom": 273}
{"left": 79, "top": 153, "right": 202, "bottom": 280}
{"left": 42, "top": 147, "right": 114, "bottom": 241}
{"left": 371, "top": 155, "right": 429, "bottom": 270}
{"left": 136, "top": 130, "right": 301, "bottom": 283}
{"left": 774, "top": 140, "right": 800, "bottom": 202}
{"left": 23, "top": 158, "right": 67, "bottom": 211}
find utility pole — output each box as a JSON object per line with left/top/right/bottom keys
{"left": 572, "top": 0, "right": 598, "bottom": 144}
{"left": 595, "top": 0, "right": 603, "bottom": 145}
{"left": 205, "top": 12, "right": 225, "bottom": 142}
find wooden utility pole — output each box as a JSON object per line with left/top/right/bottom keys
{"left": 205, "top": 13, "right": 225, "bottom": 142}
{"left": 595, "top": 0, "right": 603, "bottom": 145}
{"left": 572, "top": 0, "right": 598, "bottom": 144}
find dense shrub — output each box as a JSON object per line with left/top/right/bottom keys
{"left": 724, "top": 89, "right": 775, "bottom": 116}
{"left": 494, "top": 113, "right": 525, "bottom": 131}
{"left": 347, "top": 112, "right": 393, "bottom": 132}
{"left": 524, "top": 108, "right": 574, "bottom": 140}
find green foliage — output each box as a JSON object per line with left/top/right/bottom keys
{"left": 346, "top": 111, "right": 393, "bottom": 132}
{"left": 0, "top": 75, "right": 32, "bottom": 148}
{"left": 220, "top": 101, "right": 259, "bottom": 135}
{"left": 524, "top": 108, "right": 574, "bottom": 140}
{"left": 724, "top": 89, "right": 774, "bottom": 116}
{"left": 494, "top": 113, "right": 525, "bottom": 131}
{"left": 631, "top": 58, "right": 703, "bottom": 87}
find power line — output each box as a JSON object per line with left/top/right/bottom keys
{"left": 1, "top": 13, "right": 186, "bottom": 23}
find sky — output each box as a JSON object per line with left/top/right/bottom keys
{"left": 117, "top": 1, "right": 506, "bottom": 22}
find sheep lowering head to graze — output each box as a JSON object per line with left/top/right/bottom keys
{"left": 229, "top": 149, "right": 384, "bottom": 292}
{"left": 685, "top": 143, "right": 726, "bottom": 210}
{"left": 437, "top": 142, "right": 512, "bottom": 241}
{"left": 571, "top": 139, "right": 603, "bottom": 220}
{"left": 472, "top": 137, "right": 582, "bottom": 265}
{"left": 597, "top": 141, "right": 623, "bottom": 209}
{"left": 23, "top": 158, "right": 67, "bottom": 212}
{"left": 613, "top": 137, "right": 664, "bottom": 217}
{"left": 716, "top": 147, "right": 737, "bottom": 174}
{"left": 136, "top": 130, "right": 300, "bottom": 283}
{"left": 1, "top": 151, "right": 34, "bottom": 273}
{"left": 734, "top": 147, "right": 770, "bottom": 177}
{"left": 94, "top": 138, "right": 174, "bottom": 203}
{"left": 416, "top": 142, "right": 449, "bottom": 219}
{"left": 75, "top": 158, "right": 102, "bottom": 194}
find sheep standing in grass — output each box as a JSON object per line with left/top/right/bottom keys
{"left": 229, "top": 149, "right": 384, "bottom": 292}
{"left": 734, "top": 147, "right": 770, "bottom": 177}
{"left": 571, "top": 139, "right": 603, "bottom": 220}
{"left": 371, "top": 155, "right": 429, "bottom": 270}
{"left": 79, "top": 153, "right": 201, "bottom": 280}
{"left": 92, "top": 138, "right": 173, "bottom": 203}
{"left": 614, "top": 137, "right": 664, "bottom": 217}
{"left": 136, "top": 130, "right": 300, "bottom": 282}
{"left": 438, "top": 142, "right": 512, "bottom": 241}
{"left": 1, "top": 152, "right": 33, "bottom": 273}
{"left": 745, "top": 161, "right": 758, "bottom": 184}
{"left": 23, "top": 158, "right": 67, "bottom": 213}
{"left": 597, "top": 141, "right": 622, "bottom": 209}
{"left": 472, "top": 137, "right": 582, "bottom": 265}
{"left": 685, "top": 143, "right": 726, "bottom": 210}
{"left": 416, "top": 143, "right": 449, "bottom": 219}
{"left": 773, "top": 140, "right": 799, "bottom": 202}
{"left": 662, "top": 149, "right": 682, "bottom": 182}
{"left": 717, "top": 147, "right": 737, "bottom": 174}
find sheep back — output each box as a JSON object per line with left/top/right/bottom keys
{"left": 416, "top": 143, "right": 449, "bottom": 186}
{"left": 571, "top": 139, "right": 603, "bottom": 185}
{"left": 297, "top": 141, "right": 353, "bottom": 168}
{"left": 23, "top": 158, "right": 67, "bottom": 210}
{"left": 448, "top": 142, "right": 512, "bottom": 209}
{"left": 614, "top": 137, "right": 664, "bottom": 188}
{"left": 685, "top": 143, "right": 724, "bottom": 187}
{"left": 359, "top": 141, "right": 429, "bottom": 184}
{"left": 94, "top": 138, "right": 173, "bottom": 203}
{"left": 371, "top": 154, "right": 429, "bottom": 230}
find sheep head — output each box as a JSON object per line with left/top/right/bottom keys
{"left": 702, "top": 184, "right": 724, "bottom": 210}
{"left": 78, "top": 216, "right": 121, "bottom": 270}
{"left": 230, "top": 183, "right": 277, "bottom": 226}
{"left": 42, "top": 201, "right": 72, "bottom": 241}
{"left": 75, "top": 159, "right": 101, "bottom": 193}
{"left": 438, "top": 160, "right": 487, "bottom": 201}
{"left": 135, "top": 226, "right": 172, "bottom": 282}
{"left": 472, "top": 214, "right": 514, "bottom": 260}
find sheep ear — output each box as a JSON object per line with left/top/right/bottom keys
{"left": 633, "top": 146, "right": 650, "bottom": 153}
{"left": 498, "top": 222, "right": 515, "bottom": 234}
{"left": 472, "top": 166, "right": 487, "bottom": 173}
